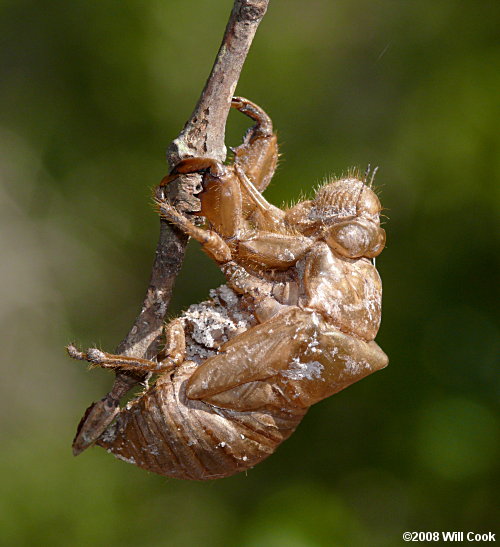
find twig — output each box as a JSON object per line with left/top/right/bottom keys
{"left": 118, "top": 0, "right": 270, "bottom": 359}
{"left": 72, "top": 0, "right": 270, "bottom": 455}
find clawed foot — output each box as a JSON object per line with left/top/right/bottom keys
{"left": 66, "top": 344, "right": 173, "bottom": 374}
{"left": 154, "top": 195, "right": 193, "bottom": 231}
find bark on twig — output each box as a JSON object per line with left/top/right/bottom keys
{"left": 73, "top": 0, "right": 270, "bottom": 452}
{"left": 120, "top": 0, "right": 269, "bottom": 360}
{"left": 117, "top": 0, "right": 269, "bottom": 361}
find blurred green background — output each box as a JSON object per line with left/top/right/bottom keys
{"left": 1, "top": 1, "right": 498, "bottom": 545}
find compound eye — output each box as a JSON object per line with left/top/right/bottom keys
{"left": 325, "top": 221, "right": 385, "bottom": 259}
{"left": 365, "top": 228, "right": 386, "bottom": 258}
{"left": 325, "top": 222, "right": 369, "bottom": 258}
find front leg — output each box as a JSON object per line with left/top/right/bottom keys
{"left": 159, "top": 97, "right": 284, "bottom": 239}
{"left": 234, "top": 164, "right": 286, "bottom": 232}
{"left": 156, "top": 197, "right": 232, "bottom": 264}
{"left": 231, "top": 96, "right": 278, "bottom": 193}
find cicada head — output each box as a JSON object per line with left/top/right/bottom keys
{"left": 309, "top": 177, "right": 385, "bottom": 258}
{"left": 312, "top": 177, "right": 382, "bottom": 221}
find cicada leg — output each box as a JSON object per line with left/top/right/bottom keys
{"left": 67, "top": 345, "right": 173, "bottom": 373}
{"left": 231, "top": 96, "right": 278, "bottom": 193}
{"left": 68, "top": 319, "right": 186, "bottom": 374}
{"left": 69, "top": 318, "right": 187, "bottom": 455}
{"left": 156, "top": 197, "right": 232, "bottom": 263}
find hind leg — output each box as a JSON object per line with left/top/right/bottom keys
{"left": 70, "top": 319, "right": 185, "bottom": 456}
{"left": 67, "top": 318, "right": 186, "bottom": 374}
{"left": 67, "top": 345, "right": 172, "bottom": 373}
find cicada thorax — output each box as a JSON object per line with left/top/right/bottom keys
{"left": 96, "top": 361, "right": 306, "bottom": 480}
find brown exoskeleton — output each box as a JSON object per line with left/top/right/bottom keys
{"left": 68, "top": 97, "right": 388, "bottom": 480}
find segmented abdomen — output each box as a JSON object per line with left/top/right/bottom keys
{"left": 97, "top": 361, "right": 306, "bottom": 480}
